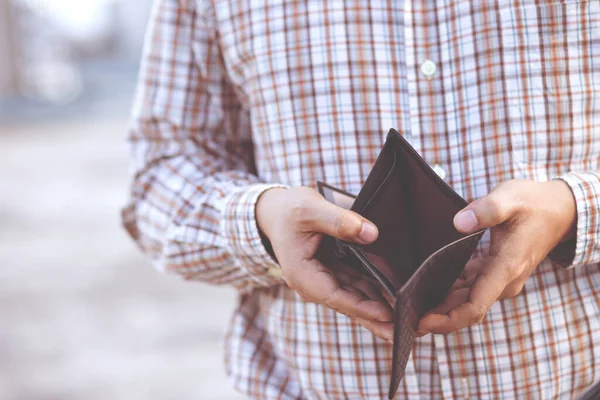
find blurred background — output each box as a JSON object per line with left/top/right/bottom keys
{"left": 0, "top": 0, "right": 245, "bottom": 399}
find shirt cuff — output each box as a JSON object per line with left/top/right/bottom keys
{"left": 220, "top": 183, "right": 288, "bottom": 287}
{"left": 552, "top": 172, "right": 600, "bottom": 268}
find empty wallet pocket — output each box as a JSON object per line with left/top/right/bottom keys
{"left": 352, "top": 143, "right": 398, "bottom": 215}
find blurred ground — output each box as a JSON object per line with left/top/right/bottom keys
{"left": 0, "top": 74, "right": 247, "bottom": 399}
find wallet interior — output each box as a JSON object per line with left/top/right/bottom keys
{"left": 319, "top": 130, "right": 477, "bottom": 299}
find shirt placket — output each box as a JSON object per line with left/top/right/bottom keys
{"left": 404, "top": 0, "right": 465, "bottom": 399}
{"left": 404, "top": 0, "right": 460, "bottom": 187}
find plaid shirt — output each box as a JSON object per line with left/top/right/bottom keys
{"left": 122, "top": 0, "right": 600, "bottom": 398}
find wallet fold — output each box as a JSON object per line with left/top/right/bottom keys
{"left": 317, "top": 129, "right": 485, "bottom": 399}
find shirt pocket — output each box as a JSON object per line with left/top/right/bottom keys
{"left": 499, "top": 1, "right": 600, "bottom": 180}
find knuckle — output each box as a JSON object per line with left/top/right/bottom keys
{"left": 485, "top": 196, "right": 506, "bottom": 222}
{"left": 297, "top": 292, "right": 310, "bottom": 302}
{"left": 492, "top": 180, "right": 527, "bottom": 216}
{"left": 323, "top": 287, "right": 339, "bottom": 308}
{"left": 284, "top": 278, "right": 297, "bottom": 291}
{"left": 468, "top": 303, "right": 487, "bottom": 325}
{"left": 324, "top": 286, "right": 346, "bottom": 313}
{"left": 474, "top": 310, "right": 486, "bottom": 324}
{"left": 292, "top": 286, "right": 312, "bottom": 303}
{"left": 512, "top": 193, "right": 528, "bottom": 214}
{"left": 289, "top": 197, "right": 311, "bottom": 223}
{"left": 502, "top": 261, "right": 522, "bottom": 281}
{"left": 324, "top": 299, "right": 342, "bottom": 314}
{"left": 333, "top": 212, "right": 349, "bottom": 238}
{"left": 523, "top": 252, "right": 539, "bottom": 273}
{"left": 281, "top": 270, "right": 297, "bottom": 289}
{"left": 503, "top": 257, "right": 529, "bottom": 281}
{"left": 332, "top": 213, "right": 344, "bottom": 237}
{"left": 503, "top": 284, "right": 523, "bottom": 298}
{"left": 333, "top": 212, "right": 360, "bottom": 239}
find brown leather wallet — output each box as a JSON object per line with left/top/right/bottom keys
{"left": 316, "top": 129, "right": 485, "bottom": 399}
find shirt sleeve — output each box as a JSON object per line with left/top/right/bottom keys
{"left": 121, "top": 0, "right": 285, "bottom": 293}
{"left": 550, "top": 171, "right": 600, "bottom": 268}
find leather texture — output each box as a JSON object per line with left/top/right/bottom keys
{"left": 578, "top": 379, "right": 600, "bottom": 400}
{"left": 317, "top": 129, "right": 485, "bottom": 399}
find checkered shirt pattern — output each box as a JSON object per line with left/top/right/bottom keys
{"left": 122, "top": 0, "right": 600, "bottom": 398}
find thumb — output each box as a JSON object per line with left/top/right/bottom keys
{"left": 454, "top": 184, "right": 519, "bottom": 233}
{"left": 310, "top": 198, "right": 379, "bottom": 244}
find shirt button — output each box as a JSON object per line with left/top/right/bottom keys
{"left": 267, "top": 266, "right": 283, "bottom": 278}
{"left": 420, "top": 59, "right": 437, "bottom": 78}
{"left": 432, "top": 164, "right": 446, "bottom": 180}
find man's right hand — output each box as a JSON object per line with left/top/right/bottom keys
{"left": 256, "top": 187, "right": 394, "bottom": 342}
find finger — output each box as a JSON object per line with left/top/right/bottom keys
{"left": 421, "top": 255, "right": 520, "bottom": 333}
{"left": 499, "top": 276, "right": 527, "bottom": 299}
{"left": 336, "top": 270, "right": 358, "bottom": 286}
{"left": 286, "top": 259, "right": 392, "bottom": 322}
{"left": 343, "top": 282, "right": 389, "bottom": 311}
{"left": 451, "top": 259, "right": 486, "bottom": 292}
{"left": 460, "top": 258, "right": 487, "bottom": 281}
{"left": 334, "top": 271, "right": 390, "bottom": 310}
{"left": 297, "top": 258, "right": 391, "bottom": 320}
{"left": 449, "top": 276, "right": 473, "bottom": 292}
{"left": 417, "top": 287, "right": 470, "bottom": 334}
{"left": 352, "top": 278, "right": 392, "bottom": 308}
{"left": 303, "top": 197, "right": 378, "bottom": 244}
{"left": 416, "top": 259, "right": 487, "bottom": 334}
{"left": 428, "top": 287, "right": 471, "bottom": 316}
{"left": 454, "top": 181, "right": 522, "bottom": 233}
{"left": 355, "top": 318, "right": 394, "bottom": 342}
{"left": 324, "top": 281, "right": 393, "bottom": 322}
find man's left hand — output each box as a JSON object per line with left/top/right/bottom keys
{"left": 417, "top": 179, "right": 577, "bottom": 335}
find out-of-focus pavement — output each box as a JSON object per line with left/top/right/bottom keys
{"left": 0, "top": 116, "right": 247, "bottom": 400}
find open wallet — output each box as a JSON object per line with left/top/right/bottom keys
{"left": 316, "top": 129, "right": 485, "bottom": 399}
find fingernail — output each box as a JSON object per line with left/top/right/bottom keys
{"left": 358, "top": 221, "right": 378, "bottom": 243}
{"left": 454, "top": 210, "right": 478, "bottom": 232}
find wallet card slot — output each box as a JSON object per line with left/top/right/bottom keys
{"left": 351, "top": 153, "right": 417, "bottom": 290}
{"left": 350, "top": 142, "right": 398, "bottom": 215}
{"left": 358, "top": 148, "right": 397, "bottom": 215}
{"left": 389, "top": 129, "right": 467, "bottom": 209}
{"left": 389, "top": 130, "right": 470, "bottom": 266}
{"left": 346, "top": 134, "right": 419, "bottom": 293}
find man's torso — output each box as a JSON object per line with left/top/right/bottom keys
{"left": 208, "top": 0, "right": 600, "bottom": 398}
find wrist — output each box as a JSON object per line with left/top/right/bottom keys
{"left": 546, "top": 180, "right": 577, "bottom": 242}
{"left": 256, "top": 187, "right": 287, "bottom": 240}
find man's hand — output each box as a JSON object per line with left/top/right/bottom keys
{"left": 418, "top": 179, "right": 577, "bottom": 335}
{"left": 256, "top": 187, "right": 394, "bottom": 341}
